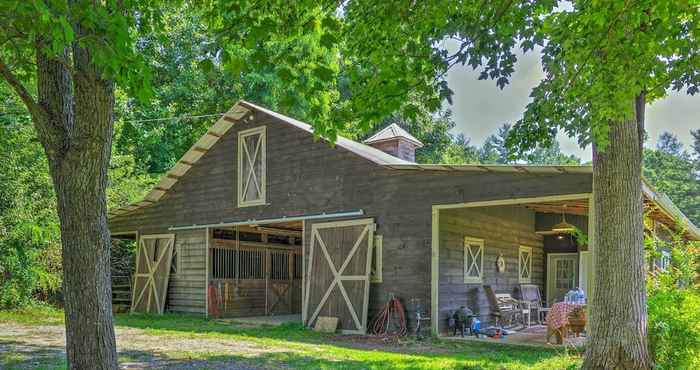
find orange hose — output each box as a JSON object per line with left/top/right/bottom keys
{"left": 370, "top": 296, "right": 407, "bottom": 337}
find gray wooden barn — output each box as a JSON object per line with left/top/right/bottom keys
{"left": 108, "top": 100, "right": 700, "bottom": 335}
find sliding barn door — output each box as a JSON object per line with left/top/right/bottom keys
{"left": 304, "top": 219, "right": 374, "bottom": 334}
{"left": 131, "top": 234, "right": 175, "bottom": 314}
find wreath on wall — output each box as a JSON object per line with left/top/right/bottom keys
{"left": 496, "top": 253, "right": 506, "bottom": 273}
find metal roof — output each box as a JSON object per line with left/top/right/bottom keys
{"left": 363, "top": 123, "right": 424, "bottom": 147}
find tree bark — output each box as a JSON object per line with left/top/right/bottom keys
{"left": 34, "top": 40, "right": 118, "bottom": 370}
{"left": 583, "top": 96, "right": 652, "bottom": 369}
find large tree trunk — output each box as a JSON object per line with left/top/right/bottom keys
{"left": 35, "top": 42, "right": 118, "bottom": 369}
{"left": 583, "top": 96, "right": 651, "bottom": 369}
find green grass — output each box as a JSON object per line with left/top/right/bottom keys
{"left": 0, "top": 305, "right": 64, "bottom": 326}
{"left": 0, "top": 308, "right": 582, "bottom": 369}
{"left": 114, "top": 314, "right": 581, "bottom": 369}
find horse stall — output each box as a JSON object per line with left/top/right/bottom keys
{"left": 207, "top": 221, "right": 303, "bottom": 319}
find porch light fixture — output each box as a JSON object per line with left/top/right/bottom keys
{"left": 551, "top": 205, "right": 576, "bottom": 235}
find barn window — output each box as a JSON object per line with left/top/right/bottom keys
{"left": 463, "top": 237, "right": 484, "bottom": 283}
{"left": 370, "top": 235, "right": 383, "bottom": 283}
{"left": 238, "top": 126, "right": 266, "bottom": 207}
{"left": 519, "top": 246, "right": 533, "bottom": 283}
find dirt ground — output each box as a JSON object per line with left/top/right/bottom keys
{"left": 0, "top": 322, "right": 271, "bottom": 369}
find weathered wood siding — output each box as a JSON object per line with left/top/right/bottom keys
{"left": 109, "top": 107, "right": 592, "bottom": 326}
{"left": 167, "top": 229, "right": 207, "bottom": 313}
{"left": 438, "top": 206, "right": 544, "bottom": 333}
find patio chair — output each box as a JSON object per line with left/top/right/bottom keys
{"left": 519, "top": 284, "right": 548, "bottom": 324}
{"left": 483, "top": 285, "right": 521, "bottom": 327}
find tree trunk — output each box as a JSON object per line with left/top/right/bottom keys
{"left": 35, "top": 42, "right": 118, "bottom": 369}
{"left": 583, "top": 96, "right": 652, "bottom": 369}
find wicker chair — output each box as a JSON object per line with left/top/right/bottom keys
{"left": 483, "top": 285, "right": 521, "bottom": 327}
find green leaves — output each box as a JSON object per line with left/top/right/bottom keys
{"left": 509, "top": 0, "right": 700, "bottom": 154}
{"left": 205, "top": 0, "right": 342, "bottom": 138}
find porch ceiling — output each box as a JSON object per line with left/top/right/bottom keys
{"left": 525, "top": 195, "right": 699, "bottom": 240}
{"left": 525, "top": 199, "right": 589, "bottom": 216}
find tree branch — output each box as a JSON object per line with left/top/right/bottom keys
{"left": 0, "top": 58, "right": 48, "bottom": 121}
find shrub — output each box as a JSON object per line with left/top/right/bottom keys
{"left": 0, "top": 221, "right": 62, "bottom": 309}
{"left": 646, "top": 223, "right": 700, "bottom": 369}
{"left": 647, "top": 289, "right": 700, "bottom": 369}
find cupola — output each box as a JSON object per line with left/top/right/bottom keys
{"left": 363, "top": 123, "right": 423, "bottom": 162}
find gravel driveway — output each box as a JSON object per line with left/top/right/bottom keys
{"left": 0, "top": 322, "right": 269, "bottom": 369}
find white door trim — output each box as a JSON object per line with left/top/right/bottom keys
{"left": 546, "top": 252, "right": 579, "bottom": 305}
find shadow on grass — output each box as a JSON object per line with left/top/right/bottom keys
{"left": 0, "top": 339, "right": 66, "bottom": 370}
{"left": 114, "top": 313, "right": 581, "bottom": 370}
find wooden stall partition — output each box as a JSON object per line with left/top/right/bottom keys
{"left": 209, "top": 238, "right": 302, "bottom": 318}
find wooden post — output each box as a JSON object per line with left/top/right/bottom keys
{"left": 288, "top": 250, "right": 293, "bottom": 311}
{"left": 265, "top": 248, "right": 270, "bottom": 315}
{"left": 431, "top": 207, "right": 440, "bottom": 336}
{"left": 205, "top": 228, "right": 210, "bottom": 318}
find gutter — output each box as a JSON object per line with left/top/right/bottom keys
{"left": 168, "top": 210, "right": 365, "bottom": 231}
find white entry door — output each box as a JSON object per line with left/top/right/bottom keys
{"left": 547, "top": 253, "right": 579, "bottom": 306}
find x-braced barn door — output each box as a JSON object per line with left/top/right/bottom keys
{"left": 131, "top": 234, "right": 175, "bottom": 314}
{"left": 304, "top": 219, "right": 374, "bottom": 334}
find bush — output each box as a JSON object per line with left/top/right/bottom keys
{"left": 0, "top": 221, "right": 62, "bottom": 309}
{"left": 647, "top": 289, "right": 700, "bottom": 369}
{"left": 646, "top": 225, "right": 700, "bottom": 369}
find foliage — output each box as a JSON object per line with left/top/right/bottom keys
{"left": 202, "top": 0, "right": 342, "bottom": 139}
{"left": 359, "top": 104, "right": 481, "bottom": 165}
{"left": 0, "top": 0, "right": 161, "bottom": 103}
{"left": 363, "top": 114, "right": 581, "bottom": 166}
{"left": 646, "top": 226, "right": 700, "bottom": 369}
{"left": 643, "top": 133, "right": 700, "bottom": 226}
{"left": 508, "top": 1, "right": 700, "bottom": 153}
{"left": 479, "top": 124, "right": 513, "bottom": 164}
{"left": 0, "top": 87, "right": 61, "bottom": 308}
{"left": 0, "top": 86, "right": 152, "bottom": 308}
{"left": 107, "top": 153, "right": 157, "bottom": 210}
{"left": 647, "top": 290, "right": 700, "bottom": 370}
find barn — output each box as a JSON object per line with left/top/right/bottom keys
{"left": 108, "top": 100, "right": 700, "bottom": 335}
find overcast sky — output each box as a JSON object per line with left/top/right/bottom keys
{"left": 445, "top": 51, "right": 699, "bottom": 162}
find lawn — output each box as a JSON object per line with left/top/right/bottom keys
{"left": 0, "top": 307, "right": 581, "bottom": 369}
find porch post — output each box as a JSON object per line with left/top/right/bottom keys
{"left": 205, "top": 227, "right": 211, "bottom": 318}
{"left": 586, "top": 195, "right": 596, "bottom": 331}
{"left": 431, "top": 207, "right": 440, "bottom": 336}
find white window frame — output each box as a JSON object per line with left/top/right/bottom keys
{"left": 519, "top": 245, "right": 533, "bottom": 283}
{"left": 237, "top": 126, "right": 266, "bottom": 207}
{"left": 371, "top": 235, "right": 383, "bottom": 283}
{"left": 463, "top": 237, "right": 484, "bottom": 284}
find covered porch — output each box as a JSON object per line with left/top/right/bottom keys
{"left": 430, "top": 183, "right": 699, "bottom": 342}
